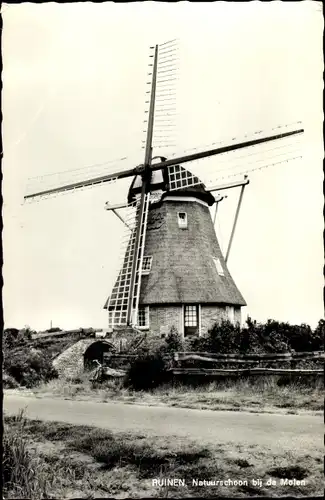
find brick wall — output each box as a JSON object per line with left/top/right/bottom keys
{"left": 200, "top": 305, "right": 228, "bottom": 335}
{"left": 149, "top": 305, "right": 183, "bottom": 336}
{"left": 147, "top": 304, "right": 242, "bottom": 337}
{"left": 200, "top": 305, "right": 241, "bottom": 335}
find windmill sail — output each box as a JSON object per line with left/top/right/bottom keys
{"left": 22, "top": 39, "right": 305, "bottom": 333}
{"left": 106, "top": 194, "right": 151, "bottom": 328}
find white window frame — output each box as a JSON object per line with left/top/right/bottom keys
{"left": 141, "top": 256, "right": 153, "bottom": 275}
{"left": 181, "top": 305, "right": 185, "bottom": 337}
{"left": 177, "top": 212, "right": 188, "bottom": 229}
{"left": 183, "top": 304, "right": 201, "bottom": 337}
{"left": 198, "top": 304, "right": 202, "bottom": 336}
{"left": 136, "top": 306, "right": 150, "bottom": 330}
{"left": 213, "top": 257, "right": 225, "bottom": 276}
{"left": 226, "top": 305, "right": 235, "bottom": 324}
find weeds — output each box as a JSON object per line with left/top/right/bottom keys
{"left": 2, "top": 411, "right": 48, "bottom": 499}
{"left": 267, "top": 465, "right": 308, "bottom": 480}
{"left": 30, "top": 373, "right": 323, "bottom": 414}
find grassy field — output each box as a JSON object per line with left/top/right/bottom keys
{"left": 3, "top": 413, "right": 323, "bottom": 499}
{"left": 25, "top": 374, "right": 324, "bottom": 415}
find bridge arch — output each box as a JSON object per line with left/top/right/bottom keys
{"left": 53, "top": 338, "right": 116, "bottom": 378}
{"left": 83, "top": 340, "right": 116, "bottom": 370}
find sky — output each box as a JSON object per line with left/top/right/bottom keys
{"left": 2, "top": 1, "right": 324, "bottom": 331}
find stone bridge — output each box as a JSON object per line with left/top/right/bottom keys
{"left": 52, "top": 339, "right": 116, "bottom": 378}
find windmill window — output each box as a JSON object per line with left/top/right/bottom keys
{"left": 184, "top": 306, "right": 197, "bottom": 326}
{"left": 184, "top": 305, "right": 200, "bottom": 336}
{"left": 137, "top": 306, "right": 149, "bottom": 329}
{"left": 213, "top": 257, "right": 225, "bottom": 276}
{"left": 178, "top": 212, "right": 188, "bottom": 229}
{"left": 141, "top": 256, "right": 153, "bottom": 275}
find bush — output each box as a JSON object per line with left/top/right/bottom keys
{"left": 309, "top": 319, "right": 324, "bottom": 351}
{"left": 124, "top": 328, "right": 182, "bottom": 390}
{"left": 187, "top": 320, "right": 242, "bottom": 353}
{"left": 3, "top": 373, "right": 20, "bottom": 389}
{"left": 186, "top": 317, "right": 323, "bottom": 355}
{"left": 3, "top": 328, "right": 33, "bottom": 350}
{"left": 4, "top": 349, "right": 58, "bottom": 388}
{"left": 158, "top": 327, "right": 184, "bottom": 365}
{"left": 124, "top": 352, "right": 170, "bottom": 391}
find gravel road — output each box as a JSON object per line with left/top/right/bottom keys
{"left": 4, "top": 393, "right": 322, "bottom": 452}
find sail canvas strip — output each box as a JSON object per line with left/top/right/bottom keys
{"left": 152, "top": 40, "right": 180, "bottom": 153}
{"left": 167, "top": 136, "right": 303, "bottom": 192}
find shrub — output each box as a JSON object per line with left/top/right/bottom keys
{"left": 243, "top": 318, "right": 290, "bottom": 353}
{"left": 313, "top": 319, "right": 325, "bottom": 350}
{"left": 3, "top": 328, "right": 32, "bottom": 350}
{"left": 124, "top": 352, "right": 170, "bottom": 391}
{"left": 4, "top": 349, "right": 58, "bottom": 388}
{"left": 3, "top": 373, "right": 20, "bottom": 389}
{"left": 187, "top": 317, "right": 324, "bottom": 355}
{"left": 158, "top": 328, "right": 184, "bottom": 360}
{"left": 187, "top": 320, "right": 242, "bottom": 353}
{"left": 124, "top": 328, "right": 183, "bottom": 390}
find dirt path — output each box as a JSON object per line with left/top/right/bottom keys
{"left": 4, "top": 394, "right": 322, "bottom": 453}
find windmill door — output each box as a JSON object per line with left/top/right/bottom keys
{"left": 184, "top": 305, "right": 200, "bottom": 336}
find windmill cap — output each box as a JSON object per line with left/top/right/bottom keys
{"left": 128, "top": 164, "right": 215, "bottom": 206}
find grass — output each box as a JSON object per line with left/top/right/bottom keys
{"left": 24, "top": 373, "right": 324, "bottom": 415}
{"left": 3, "top": 413, "right": 323, "bottom": 498}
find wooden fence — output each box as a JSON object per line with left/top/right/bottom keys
{"left": 172, "top": 351, "right": 324, "bottom": 376}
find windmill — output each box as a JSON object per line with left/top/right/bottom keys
{"left": 24, "top": 40, "right": 304, "bottom": 338}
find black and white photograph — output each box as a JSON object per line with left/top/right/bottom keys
{"left": 2, "top": 1, "right": 324, "bottom": 498}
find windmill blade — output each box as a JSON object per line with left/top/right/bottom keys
{"left": 150, "top": 40, "right": 180, "bottom": 153}
{"left": 106, "top": 194, "right": 151, "bottom": 328}
{"left": 207, "top": 177, "right": 250, "bottom": 193}
{"left": 147, "top": 128, "right": 304, "bottom": 173}
{"left": 24, "top": 126, "right": 303, "bottom": 202}
{"left": 121, "top": 43, "right": 159, "bottom": 327}
{"left": 24, "top": 161, "right": 137, "bottom": 201}
{"left": 169, "top": 133, "right": 303, "bottom": 191}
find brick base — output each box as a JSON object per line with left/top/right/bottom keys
{"left": 146, "top": 304, "right": 241, "bottom": 337}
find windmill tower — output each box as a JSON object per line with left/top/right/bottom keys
{"left": 24, "top": 40, "right": 304, "bottom": 338}
{"left": 105, "top": 162, "right": 249, "bottom": 337}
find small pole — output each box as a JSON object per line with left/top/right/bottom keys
{"left": 112, "top": 209, "right": 132, "bottom": 230}
{"left": 213, "top": 194, "right": 226, "bottom": 226}
{"left": 213, "top": 203, "right": 218, "bottom": 226}
{"left": 225, "top": 176, "right": 248, "bottom": 263}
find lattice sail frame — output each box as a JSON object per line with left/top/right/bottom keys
{"left": 107, "top": 193, "right": 150, "bottom": 328}
{"left": 151, "top": 40, "right": 180, "bottom": 153}
{"left": 166, "top": 126, "right": 304, "bottom": 192}
{"left": 107, "top": 40, "right": 180, "bottom": 329}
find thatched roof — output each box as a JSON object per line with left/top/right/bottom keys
{"left": 139, "top": 193, "right": 246, "bottom": 306}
